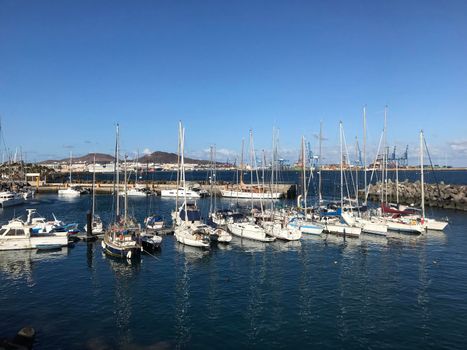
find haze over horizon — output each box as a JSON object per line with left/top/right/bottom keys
{"left": 1, "top": 0, "right": 466, "bottom": 165}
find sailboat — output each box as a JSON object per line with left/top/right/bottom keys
{"left": 119, "top": 157, "right": 148, "bottom": 197}
{"left": 228, "top": 131, "right": 276, "bottom": 242}
{"left": 287, "top": 132, "right": 324, "bottom": 235}
{"left": 102, "top": 124, "right": 143, "bottom": 259}
{"left": 205, "top": 145, "right": 232, "bottom": 243}
{"left": 353, "top": 106, "right": 388, "bottom": 236}
{"left": 58, "top": 152, "right": 81, "bottom": 196}
{"left": 260, "top": 130, "right": 301, "bottom": 241}
{"left": 408, "top": 130, "right": 448, "bottom": 231}
{"left": 84, "top": 154, "right": 103, "bottom": 235}
{"left": 321, "top": 122, "right": 361, "bottom": 237}
{"left": 221, "top": 137, "right": 282, "bottom": 200}
{"left": 174, "top": 122, "right": 210, "bottom": 248}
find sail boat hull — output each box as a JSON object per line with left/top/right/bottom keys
{"left": 221, "top": 190, "right": 281, "bottom": 199}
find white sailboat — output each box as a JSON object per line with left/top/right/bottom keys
{"left": 323, "top": 122, "right": 361, "bottom": 237}
{"left": 227, "top": 131, "right": 275, "bottom": 242}
{"left": 174, "top": 122, "right": 210, "bottom": 248}
{"left": 419, "top": 130, "right": 448, "bottom": 231}
{"left": 58, "top": 152, "right": 81, "bottom": 196}
{"left": 84, "top": 155, "right": 103, "bottom": 235}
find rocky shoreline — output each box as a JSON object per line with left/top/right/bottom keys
{"left": 365, "top": 180, "right": 467, "bottom": 211}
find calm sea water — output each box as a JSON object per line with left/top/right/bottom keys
{"left": 1, "top": 194, "right": 466, "bottom": 349}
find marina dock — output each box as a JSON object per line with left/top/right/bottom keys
{"left": 32, "top": 181, "right": 298, "bottom": 198}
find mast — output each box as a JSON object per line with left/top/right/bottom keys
{"left": 115, "top": 124, "right": 120, "bottom": 218}
{"left": 209, "top": 145, "right": 214, "bottom": 214}
{"left": 249, "top": 130, "right": 254, "bottom": 209}
{"left": 175, "top": 121, "right": 181, "bottom": 211}
{"left": 355, "top": 136, "right": 359, "bottom": 205}
{"left": 302, "top": 136, "right": 307, "bottom": 212}
{"left": 396, "top": 158, "right": 399, "bottom": 204}
{"left": 384, "top": 106, "right": 388, "bottom": 204}
{"left": 318, "top": 121, "right": 323, "bottom": 205}
{"left": 363, "top": 106, "right": 367, "bottom": 204}
{"left": 420, "top": 130, "right": 425, "bottom": 221}
{"left": 340, "top": 121, "right": 344, "bottom": 209}
{"left": 69, "top": 151, "right": 73, "bottom": 186}
{"left": 124, "top": 155, "right": 128, "bottom": 223}
{"left": 92, "top": 154, "right": 96, "bottom": 217}
{"left": 240, "top": 138, "right": 245, "bottom": 186}
{"left": 181, "top": 126, "right": 188, "bottom": 226}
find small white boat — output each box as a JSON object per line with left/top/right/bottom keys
{"left": 141, "top": 231, "right": 162, "bottom": 250}
{"left": 287, "top": 217, "right": 324, "bottom": 235}
{"left": 0, "top": 211, "right": 68, "bottom": 251}
{"left": 119, "top": 187, "right": 148, "bottom": 197}
{"left": 354, "top": 217, "right": 388, "bottom": 236}
{"left": 161, "top": 187, "right": 200, "bottom": 198}
{"left": 221, "top": 189, "right": 282, "bottom": 199}
{"left": 386, "top": 218, "right": 424, "bottom": 234}
{"left": 144, "top": 215, "right": 164, "bottom": 230}
{"left": 174, "top": 225, "right": 210, "bottom": 248}
{"left": 84, "top": 215, "right": 104, "bottom": 235}
{"left": 262, "top": 221, "right": 302, "bottom": 241}
{"left": 322, "top": 217, "right": 362, "bottom": 237}
{"left": 209, "top": 227, "right": 232, "bottom": 243}
{"left": 227, "top": 221, "right": 275, "bottom": 242}
{"left": 0, "top": 191, "right": 26, "bottom": 208}
{"left": 423, "top": 218, "right": 448, "bottom": 231}
{"left": 58, "top": 187, "right": 81, "bottom": 197}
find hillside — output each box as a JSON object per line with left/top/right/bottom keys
{"left": 40, "top": 151, "right": 212, "bottom": 164}
{"left": 40, "top": 153, "right": 115, "bottom": 164}
{"left": 137, "top": 151, "right": 211, "bottom": 164}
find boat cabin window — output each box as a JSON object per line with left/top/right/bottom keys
{"left": 0, "top": 228, "right": 7, "bottom": 236}
{"left": 6, "top": 229, "right": 26, "bottom": 236}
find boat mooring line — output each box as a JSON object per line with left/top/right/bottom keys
{"left": 143, "top": 248, "right": 160, "bottom": 261}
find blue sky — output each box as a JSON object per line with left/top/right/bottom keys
{"left": 0, "top": 0, "right": 466, "bottom": 165}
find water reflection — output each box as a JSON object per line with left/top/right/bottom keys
{"left": 230, "top": 237, "right": 269, "bottom": 253}
{"left": 174, "top": 243, "right": 210, "bottom": 262}
{"left": 0, "top": 248, "right": 68, "bottom": 282}
{"left": 271, "top": 239, "right": 302, "bottom": 252}
{"left": 175, "top": 258, "right": 191, "bottom": 349}
{"left": 106, "top": 257, "right": 141, "bottom": 348}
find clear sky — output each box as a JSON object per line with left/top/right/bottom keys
{"left": 1, "top": 0, "right": 466, "bottom": 165}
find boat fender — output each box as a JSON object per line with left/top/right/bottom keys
{"left": 101, "top": 241, "right": 106, "bottom": 249}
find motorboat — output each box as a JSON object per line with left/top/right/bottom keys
{"left": 161, "top": 187, "right": 200, "bottom": 198}
{"left": 0, "top": 191, "right": 26, "bottom": 208}
{"left": 144, "top": 215, "right": 164, "bottom": 230}
{"left": 58, "top": 186, "right": 81, "bottom": 197}
{"left": 0, "top": 210, "right": 69, "bottom": 251}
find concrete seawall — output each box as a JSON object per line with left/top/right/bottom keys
{"left": 365, "top": 180, "right": 467, "bottom": 211}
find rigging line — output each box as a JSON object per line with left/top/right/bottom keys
{"left": 423, "top": 136, "right": 442, "bottom": 201}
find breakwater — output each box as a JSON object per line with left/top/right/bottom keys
{"left": 366, "top": 180, "right": 467, "bottom": 211}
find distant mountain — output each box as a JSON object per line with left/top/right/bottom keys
{"left": 137, "top": 151, "right": 211, "bottom": 164}
{"left": 39, "top": 151, "right": 212, "bottom": 165}
{"left": 40, "top": 153, "right": 115, "bottom": 164}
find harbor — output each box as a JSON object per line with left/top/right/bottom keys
{"left": 1, "top": 193, "right": 466, "bottom": 349}
{"left": 2, "top": 0, "right": 467, "bottom": 348}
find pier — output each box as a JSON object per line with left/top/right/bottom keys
{"left": 33, "top": 181, "right": 298, "bottom": 198}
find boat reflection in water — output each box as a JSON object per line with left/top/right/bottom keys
{"left": 271, "top": 239, "right": 302, "bottom": 252}
{"left": 0, "top": 247, "right": 68, "bottom": 282}
{"left": 174, "top": 241, "right": 210, "bottom": 262}
{"left": 106, "top": 256, "right": 141, "bottom": 348}
{"left": 230, "top": 237, "right": 269, "bottom": 253}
